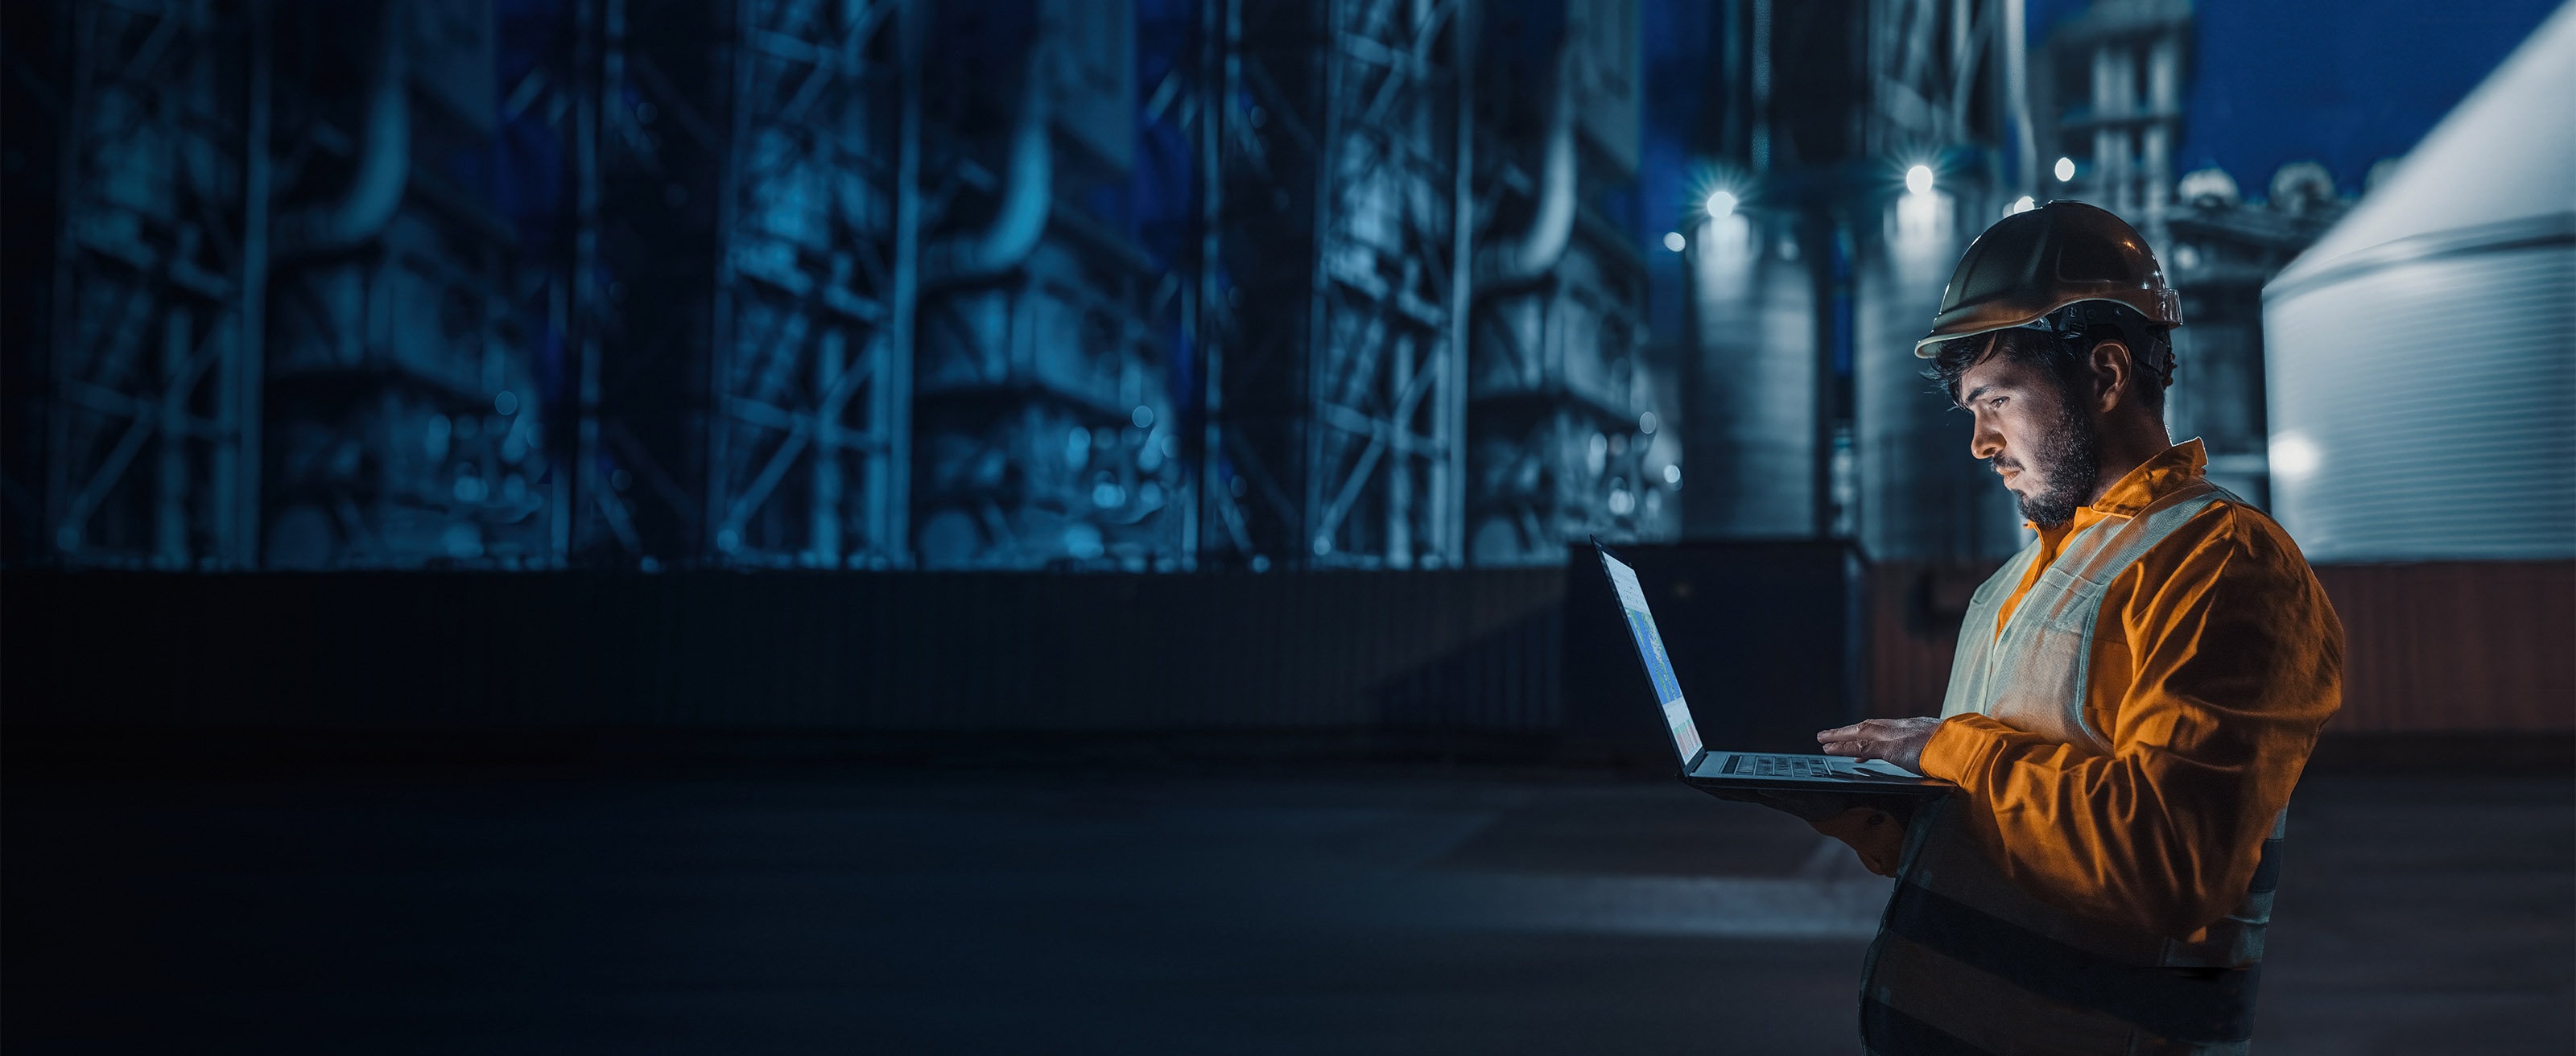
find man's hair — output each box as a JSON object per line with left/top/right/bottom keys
{"left": 1922, "top": 302, "right": 2176, "bottom": 410}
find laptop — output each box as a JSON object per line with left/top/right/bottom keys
{"left": 1591, "top": 539, "right": 1952, "bottom": 799}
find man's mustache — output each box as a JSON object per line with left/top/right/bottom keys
{"left": 1991, "top": 456, "right": 2025, "bottom": 473}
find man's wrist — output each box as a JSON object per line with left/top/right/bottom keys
{"left": 1914, "top": 716, "right": 1988, "bottom": 783}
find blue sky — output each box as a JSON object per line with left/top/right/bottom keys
{"left": 2034, "top": 0, "right": 2563, "bottom": 196}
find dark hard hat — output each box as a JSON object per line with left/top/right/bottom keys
{"left": 1913, "top": 200, "right": 2182, "bottom": 357}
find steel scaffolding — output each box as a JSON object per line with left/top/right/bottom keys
{"left": 45, "top": 0, "right": 266, "bottom": 567}
{"left": 21, "top": 0, "right": 1660, "bottom": 574}
{"left": 696, "top": 0, "right": 916, "bottom": 567}
{"left": 547, "top": 0, "right": 730, "bottom": 563}
{"left": 1203, "top": 0, "right": 1475, "bottom": 571}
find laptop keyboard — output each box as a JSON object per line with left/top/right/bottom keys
{"left": 1724, "top": 754, "right": 1844, "bottom": 778}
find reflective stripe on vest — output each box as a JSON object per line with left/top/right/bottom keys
{"left": 1862, "top": 479, "right": 2289, "bottom": 1054}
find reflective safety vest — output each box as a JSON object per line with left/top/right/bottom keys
{"left": 1861, "top": 479, "right": 2288, "bottom": 1055}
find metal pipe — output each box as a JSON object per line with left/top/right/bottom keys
{"left": 1440, "top": 0, "right": 1475, "bottom": 565}
{"left": 232, "top": 0, "right": 271, "bottom": 567}
{"left": 1752, "top": 0, "right": 1772, "bottom": 171}
{"left": 920, "top": 33, "right": 1055, "bottom": 287}
{"left": 1481, "top": 39, "right": 1575, "bottom": 287}
{"left": 1304, "top": 0, "right": 1344, "bottom": 559}
{"left": 1948, "top": 0, "right": 1988, "bottom": 141}
{"left": 880, "top": 1, "right": 922, "bottom": 563}
{"left": 272, "top": 0, "right": 409, "bottom": 258}
{"left": 2004, "top": 0, "right": 2035, "bottom": 197}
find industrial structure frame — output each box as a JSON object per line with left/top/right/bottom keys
{"left": 1199, "top": 0, "right": 1477, "bottom": 571}
{"left": 45, "top": 0, "right": 268, "bottom": 569}
{"left": 702, "top": 0, "right": 916, "bottom": 567}
{"left": 20, "top": 0, "right": 1663, "bottom": 573}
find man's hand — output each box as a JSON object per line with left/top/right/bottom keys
{"left": 1818, "top": 716, "right": 1944, "bottom": 773}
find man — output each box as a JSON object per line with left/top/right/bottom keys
{"left": 1806, "top": 202, "right": 2344, "bottom": 1054}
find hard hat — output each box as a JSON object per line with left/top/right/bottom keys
{"left": 1913, "top": 200, "right": 2182, "bottom": 357}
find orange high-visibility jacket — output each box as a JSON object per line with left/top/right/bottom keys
{"left": 1820, "top": 439, "right": 2345, "bottom": 940}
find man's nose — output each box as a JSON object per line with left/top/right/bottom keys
{"left": 1969, "top": 416, "right": 2003, "bottom": 460}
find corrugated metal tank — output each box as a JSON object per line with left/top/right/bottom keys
{"left": 1856, "top": 190, "right": 2025, "bottom": 563}
{"left": 1683, "top": 212, "right": 1819, "bottom": 537}
{"left": 2262, "top": 4, "right": 2576, "bottom": 563}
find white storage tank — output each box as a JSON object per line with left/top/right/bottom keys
{"left": 2261, "top": 2, "right": 2576, "bottom": 563}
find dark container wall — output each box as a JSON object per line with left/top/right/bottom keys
{"left": 1558, "top": 540, "right": 1864, "bottom": 758}
{"left": 7, "top": 545, "right": 1864, "bottom": 756}
{"left": 2312, "top": 561, "right": 2576, "bottom": 732}
{"left": 16, "top": 558, "right": 2550, "bottom": 752}
{"left": 0, "top": 568, "right": 1569, "bottom": 733}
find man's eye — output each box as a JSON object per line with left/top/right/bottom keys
{"left": 1986, "top": 397, "right": 2008, "bottom": 410}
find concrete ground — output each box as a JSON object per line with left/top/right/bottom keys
{"left": 4, "top": 757, "right": 2568, "bottom": 1054}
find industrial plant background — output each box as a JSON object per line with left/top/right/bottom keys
{"left": 2, "top": 0, "right": 2568, "bottom": 737}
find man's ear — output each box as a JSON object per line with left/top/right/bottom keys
{"left": 2088, "top": 338, "right": 2133, "bottom": 413}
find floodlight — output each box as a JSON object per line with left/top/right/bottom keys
{"left": 2270, "top": 431, "right": 2322, "bottom": 481}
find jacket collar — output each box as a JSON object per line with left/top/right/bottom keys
{"left": 2084, "top": 438, "right": 2207, "bottom": 520}
{"left": 2022, "top": 439, "right": 2209, "bottom": 532}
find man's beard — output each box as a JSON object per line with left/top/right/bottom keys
{"left": 1997, "top": 388, "right": 2099, "bottom": 528}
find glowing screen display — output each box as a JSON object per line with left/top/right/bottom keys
{"left": 1600, "top": 551, "right": 1702, "bottom": 763}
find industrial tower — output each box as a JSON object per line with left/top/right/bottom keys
{"left": 11, "top": 0, "right": 1659, "bottom": 572}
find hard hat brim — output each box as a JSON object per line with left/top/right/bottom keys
{"left": 1911, "top": 290, "right": 2184, "bottom": 357}
{"left": 1911, "top": 201, "right": 2185, "bottom": 357}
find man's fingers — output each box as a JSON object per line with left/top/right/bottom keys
{"left": 1819, "top": 718, "right": 1909, "bottom": 740}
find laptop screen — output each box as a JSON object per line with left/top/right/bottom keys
{"left": 1599, "top": 550, "right": 1703, "bottom": 764}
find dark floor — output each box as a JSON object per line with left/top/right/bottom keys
{"left": 4, "top": 755, "right": 2569, "bottom": 1054}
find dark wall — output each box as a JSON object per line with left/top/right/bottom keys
{"left": 3, "top": 543, "right": 1870, "bottom": 755}
{"left": 2, "top": 567, "right": 1568, "bottom": 732}
{"left": 1560, "top": 540, "right": 1864, "bottom": 756}
{"left": 2313, "top": 561, "right": 2576, "bottom": 732}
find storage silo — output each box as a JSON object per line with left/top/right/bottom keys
{"left": 2261, "top": 3, "right": 2574, "bottom": 734}
{"left": 2262, "top": 3, "right": 2575, "bottom": 563}
{"left": 1683, "top": 210, "right": 1821, "bottom": 537}
{"left": 1855, "top": 187, "right": 2026, "bottom": 563}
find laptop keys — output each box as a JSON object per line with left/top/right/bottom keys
{"left": 1735, "top": 754, "right": 1839, "bottom": 778}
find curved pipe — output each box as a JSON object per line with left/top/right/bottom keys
{"left": 1481, "top": 40, "right": 1577, "bottom": 287}
{"left": 922, "top": 38, "right": 1055, "bottom": 287}
{"left": 275, "top": 0, "right": 409, "bottom": 259}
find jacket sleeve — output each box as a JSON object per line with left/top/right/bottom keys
{"left": 1914, "top": 505, "right": 2344, "bottom": 938}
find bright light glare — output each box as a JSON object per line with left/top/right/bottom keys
{"left": 2270, "top": 431, "right": 2322, "bottom": 481}
{"left": 1897, "top": 188, "right": 1944, "bottom": 243}
{"left": 2007, "top": 196, "right": 2036, "bottom": 217}
{"left": 2054, "top": 156, "right": 2076, "bottom": 182}
{"left": 1704, "top": 190, "right": 1737, "bottom": 219}
{"left": 1905, "top": 165, "right": 1935, "bottom": 196}
{"left": 1663, "top": 231, "right": 1686, "bottom": 252}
